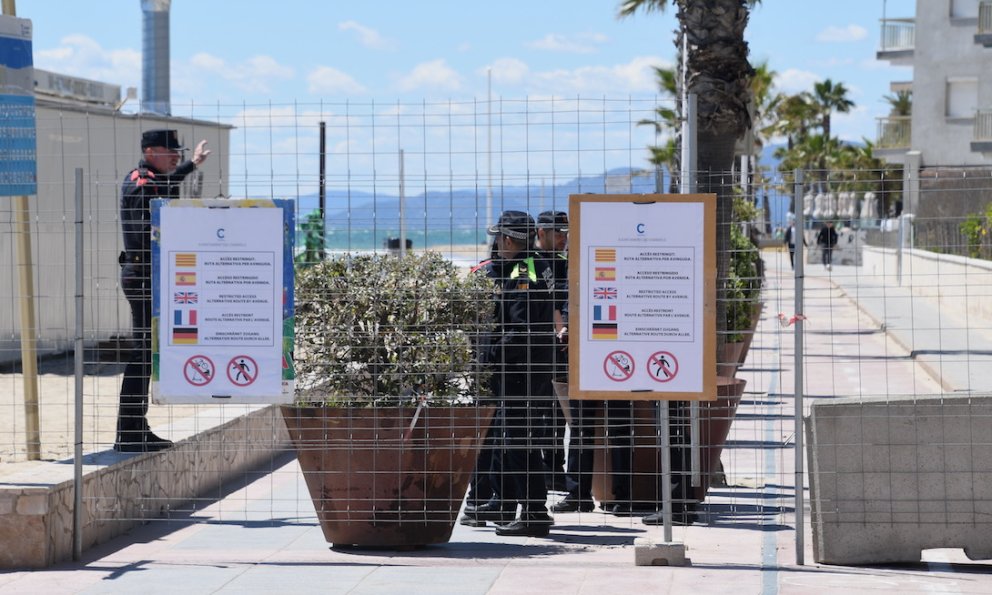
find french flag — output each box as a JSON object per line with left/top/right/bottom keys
{"left": 174, "top": 309, "right": 197, "bottom": 326}
{"left": 593, "top": 305, "right": 616, "bottom": 321}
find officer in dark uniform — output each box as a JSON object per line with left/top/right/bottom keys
{"left": 460, "top": 211, "right": 557, "bottom": 537}
{"left": 534, "top": 211, "right": 570, "bottom": 492}
{"left": 115, "top": 129, "right": 210, "bottom": 452}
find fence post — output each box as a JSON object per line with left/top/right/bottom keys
{"left": 793, "top": 169, "right": 806, "bottom": 565}
{"left": 73, "top": 168, "right": 84, "bottom": 561}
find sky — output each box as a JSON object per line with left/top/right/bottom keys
{"left": 14, "top": 0, "right": 913, "bottom": 145}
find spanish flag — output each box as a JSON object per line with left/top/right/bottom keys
{"left": 175, "top": 272, "right": 196, "bottom": 286}
{"left": 175, "top": 253, "right": 196, "bottom": 267}
{"left": 594, "top": 248, "right": 616, "bottom": 262}
{"left": 595, "top": 266, "right": 616, "bottom": 281}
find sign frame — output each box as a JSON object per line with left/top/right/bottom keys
{"left": 567, "top": 193, "right": 716, "bottom": 401}
{"left": 150, "top": 198, "right": 295, "bottom": 404}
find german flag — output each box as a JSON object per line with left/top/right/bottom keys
{"left": 175, "top": 253, "right": 196, "bottom": 267}
{"left": 175, "top": 272, "right": 196, "bottom": 286}
{"left": 594, "top": 248, "right": 616, "bottom": 262}
{"left": 173, "top": 327, "right": 198, "bottom": 345}
{"left": 591, "top": 323, "right": 618, "bottom": 340}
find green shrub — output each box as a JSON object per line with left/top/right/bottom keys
{"left": 294, "top": 252, "right": 495, "bottom": 406}
{"left": 960, "top": 214, "right": 985, "bottom": 260}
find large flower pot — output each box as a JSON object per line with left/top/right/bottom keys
{"left": 694, "top": 376, "right": 747, "bottom": 501}
{"left": 281, "top": 405, "right": 494, "bottom": 548}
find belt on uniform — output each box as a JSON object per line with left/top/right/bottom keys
{"left": 118, "top": 251, "right": 148, "bottom": 265}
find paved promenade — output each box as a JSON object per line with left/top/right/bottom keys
{"left": 2, "top": 254, "right": 991, "bottom": 593}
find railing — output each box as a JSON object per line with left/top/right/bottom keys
{"left": 975, "top": 109, "right": 992, "bottom": 141}
{"left": 980, "top": 1, "right": 992, "bottom": 34}
{"left": 880, "top": 18, "right": 915, "bottom": 52}
{"left": 876, "top": 116, "right": 912, "bottom": 149}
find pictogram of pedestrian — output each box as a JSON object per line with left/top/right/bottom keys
{"left": 227, "top": 355, "right": 258, "bottom": 387}
{"left": 647, "top": 350, "right": 678, "bottom": 383}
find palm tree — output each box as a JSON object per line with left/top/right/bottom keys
{"left": 619, "top": 0, "right": 757, "bottom": 356}
{"left": 883, "top": 90, "right": 912, "bottom": 116}
{"left": 639, "top": 66, "right": 681, "bottom": 192}
{"left": 812, "top": 78, "right": 854, "bottom": 142}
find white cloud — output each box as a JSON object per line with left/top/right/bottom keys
{"left": 307, "top": 65, "right": 367, "bottom": 95}
{"left": 816, "top": 25, "right": 868, "bottom": 43}
{"left": 396, "top": 59, "right": 463, "bottom": 92}
{"left": 776, "top": 68, "right": 821, "bottom": 94}
{"left": 483, "top": 58, "right": 530, "bottom": 86}
{"left": 526, "top": 32, "right": 610, "bottom": 54}
{"left": 338, "top": 21, "right": 393, "bottom": 50}
{"left": 188, "top": 52, "right": 294, "bottom": 94}
{"left": 35, "top": 34, "right": 141, "bottom": 90}
{"left": 532, "top": 55, "right": 667, "bottom": 94}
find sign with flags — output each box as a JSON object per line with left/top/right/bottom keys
{"left": 568, "top": 193, "right": 715, "bottom": 401}
{"left": 151, "top": 199, "right": 295, "bottom": 404}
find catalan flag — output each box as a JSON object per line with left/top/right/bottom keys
{"left": 175, "top": 253, "right": 196, "bottom": 267}
{"left": 594, "top": 248, "right": 616, "bottom": 262}
{"left": 175, "top": 271, "right": 196, "bottom": 286}
{"left": 172, "top": 327, "right": 198, "bottom": 345}
{"left": 593, "top": 304, "right": 617, "bottom": 321}
{"left": 594, "top": 266, "right": 616, "bottom": 281}
{"left": 591, "top": 323, "right": 618, "bottom": 340}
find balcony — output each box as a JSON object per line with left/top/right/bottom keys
{"left": 970, "top": 108, "right": 992, "bottom": 153}
{"left": 876, "top": 116, "right": 912, "bottom": 150}
{"left": 976, "top": 1, "right": 992, "bottom": 46}
{"left": 877, "top": 18, "right": 915, "bottom": 64}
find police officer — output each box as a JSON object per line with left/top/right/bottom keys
{"left": 115, "top": 129, "right": 210, "bottom": 452}
{"left": 460, "top": 211, "right": 557, "bottom": 537}
{"left": 534, "top": 211, "right": 570, "bottom": 492}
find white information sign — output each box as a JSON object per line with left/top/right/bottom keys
{"left": 151, "top": 199, "right": 294, "bottom": 404}
{"left": 568, "top": 194, "right": 715, "bottom": 401}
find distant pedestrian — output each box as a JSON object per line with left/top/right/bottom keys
{"left": 816, "top": 221, "right": 839, "bottom": 271}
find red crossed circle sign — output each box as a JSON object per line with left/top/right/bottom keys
{"left": 603, "top": 350, "right": 635, "bottom": 382}
{"left": 184, "top": 355, "right": 215, "bottom": 386}
{"left": 647, "top": 351, "right": 678, "bottom": 383}
{"left": 227, "top": 355, "right": 259, "bottom": 387}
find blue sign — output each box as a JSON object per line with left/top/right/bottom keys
{"left": 0, "top": 16, "right": 37, "bottom": 197}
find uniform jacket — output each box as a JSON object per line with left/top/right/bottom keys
{"left": 816, "top": 225, "right": 839, "bottom": 249}
{"left": 120, "top": 158, "right": 196, "bottom": 280}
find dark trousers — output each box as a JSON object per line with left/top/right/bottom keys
{"left": 118, "top": 277, "right": 152, "bottom": 438}
{"left": 788, "top": 245, "right": 795, "bottom": 269}
{"left": 496, "top": 398, "right": 549, "bottom": 512}
{"left": 821, "top": 246, "right": 834, "bottom": 266}
{"left": 564, "top": 399, "right": 597, "bottom": 499}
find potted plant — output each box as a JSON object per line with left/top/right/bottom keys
{"left": 283, "top": 252, "right": 496, "bottom": 548}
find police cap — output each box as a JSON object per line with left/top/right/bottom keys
{"left": 537, "top": 210, "right": 568, "bottom": 231}
{"left": 487, "top": 210, "right": 536, "bottom": 240}
{"left": 141, "top": 129, "right": 185, "bottom": 151}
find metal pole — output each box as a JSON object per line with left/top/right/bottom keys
{"left": 399, "top": 149, "right": 406, "bottom": 257}
{"left": 3, "top": 0, "right": 40, "bottom": 461}
{"left": 680, "top": 86, "right": 701, "bottom": 489}
{"left": 793, "top": 169, "right": 806, "bottom": 565}
{"left": 73, "top": 168, "right": 84, "bottom": 561}
{"left": 658, "top": 402, "right": 674, "bottom": 543}
{"left": 318, "top": 120, "right": 326, "bottom": 260}
{"left": 486, "top": 68, "right": 493, "bottom": 233}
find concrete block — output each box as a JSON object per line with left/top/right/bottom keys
{"left": 807, "top": 394, "right": 992, "bottom": 565}
{"left": 16, "top": 494, "right": 48, "bottom": 515}
{"left": 633, "top": 538, "right": 688, "bottom": 566}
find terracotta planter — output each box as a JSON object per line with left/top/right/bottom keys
{"left": 281, "top": 405, "right": 494, "bottom": 547}
{"left": 586, "top": 377, "right": 747, "bottom": 505}
{"left": 718, "top": 341, "right": 745, "bottom": 377}
{"left": 693, "top": 376, "right": 747, "bottom": 501}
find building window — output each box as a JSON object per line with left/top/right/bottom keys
{"left": 946, "top": 78, "right": 978, "bottom": 118}
{"left": 951, "top": 0, "right": 980, "bottom": 19}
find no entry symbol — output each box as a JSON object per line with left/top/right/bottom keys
{"left": 603, "top": 350, "right": 635, "bottom": 382}
{"left": 227, "top": 355, "right": 258, "bottom": 387}
{"left": 184, "top": 355, "right": 214, "bottom": 386}
{"left": 647, "top": 351, "right": 678, "bottom": 383}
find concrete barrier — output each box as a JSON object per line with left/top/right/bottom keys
{"left": 0, "top": 405, "right": 289, "bottom": 568}
{"left": 806, "top": 394, "right": 992, "bottom": 565}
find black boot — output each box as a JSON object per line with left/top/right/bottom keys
{"left": 550, "top": 493, "right": 595, "bottom": 513}
{"left": 495, "top": 510, "right": 553, "bottom": 537}
{"left": 114, "top": 419, "right": 173, "bottom": 453}
{"left": 459, "top": 500, "right": 516, "bottom": 527}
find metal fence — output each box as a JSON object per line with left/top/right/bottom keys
{"left": 2, "top": 99, "right": 992, "bottom": 570}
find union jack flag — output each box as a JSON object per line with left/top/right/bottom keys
{"left": 593, "top": 287, "right": 617, "bottom": 300}
{"left": 174, "top": 291, "right": 198, "bottom": 304}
